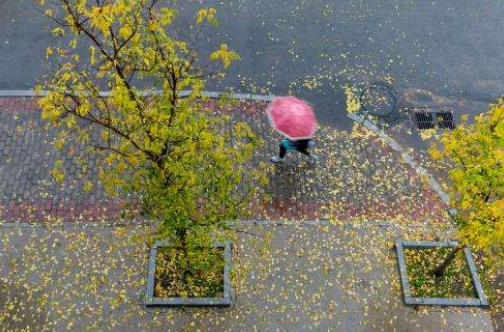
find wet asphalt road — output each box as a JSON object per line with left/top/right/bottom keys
{"left": 1, "top": 0, "right": 504, "bottom": 129}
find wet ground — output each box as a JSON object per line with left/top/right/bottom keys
{"left": 0, "top": 97, "right": 448, "bottom": 223}
{"left": 1, "top": 0, "right": 504, "bottom": 131}
{"left": 0, "top": 220, "right": 495, "bottom": 332}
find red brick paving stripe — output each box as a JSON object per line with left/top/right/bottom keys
{"left": 0, "top": 198, "right": 134, "bottom": 222}
{"left": 249, "top": 188, "right": 448, "bottom": 223}
{"left": 0, "top": 189, "right": 447, "bottom": 223}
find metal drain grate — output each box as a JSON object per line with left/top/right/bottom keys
{"left": 436, "top": 112, "right": 455, "bottom": 129}
{"left": 415, "top": 112, "right": 435, "bottom": 130}
{"left": 414, "top": 110, "right": 455, "bottom": 130}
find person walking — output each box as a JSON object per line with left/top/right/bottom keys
{"left": 270, "top": 138, "right": 317, "bottom": 163}
{"left": 266, "top": 96, "right": 318, "bottom": 164}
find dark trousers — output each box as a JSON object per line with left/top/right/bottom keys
{"left": 279, "top": 139, "right": 310, "bottom": 158}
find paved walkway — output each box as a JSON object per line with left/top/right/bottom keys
{"left": 0, "top": 96, "right": 495, "bottom": 331}
{"left": 0, "top": 97, "right": 448, "bottom": 224}
{"left": 0, "top": 97, "right": 124, "bottom": 221}
{"left": 0, "top": 221, "right": 495, "bottom": 332}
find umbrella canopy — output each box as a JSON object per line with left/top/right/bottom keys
{"left": 266, "top": 96, "right": 317, "bottom": 140}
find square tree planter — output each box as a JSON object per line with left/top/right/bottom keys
{"left": 145, "top": 240, "right": 232, "bottom": 307}
{"left": 395, "top": 239, "right": 489, "bottom": 307}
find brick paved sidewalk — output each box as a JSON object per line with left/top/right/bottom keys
{"left": 0, "top": 97, "right": 126, "bottom": 222}
{"left": 0, "top": 96, "right": 449, "bottom": 224}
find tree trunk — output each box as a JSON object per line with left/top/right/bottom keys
{"left": 178, "top": 228, "right": 191, "bottom": 288}
{"left": 431, "top": 245, "right": 465, "bottom": 277}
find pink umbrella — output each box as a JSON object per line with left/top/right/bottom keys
{"left": 266, "top": 96, "right": 317, "bottom": 140}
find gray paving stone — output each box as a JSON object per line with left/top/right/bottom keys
{"left": 0, "top": 222, "right": 494, "bottom": 331}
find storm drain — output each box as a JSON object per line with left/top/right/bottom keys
{"left": 414, "top": 110, "right": 455, "bottom": 130}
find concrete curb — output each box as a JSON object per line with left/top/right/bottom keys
{"left": 0, "top": 89, "right": 275, "bottom": 102}
{"left": 0, "top": 219, "right": 448, "bottom": 233}
{"left": 347, "top": 112, "right": 457, "bottom": 217}
{"left": 238, "top": 219, "right": 442, "bottom": 230}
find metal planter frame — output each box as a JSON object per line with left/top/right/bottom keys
{"left": 145, "top": 240, "right": 232, "bottom": 307}
{"left": 395, "top": 240, "right": 488, "bottom": 307}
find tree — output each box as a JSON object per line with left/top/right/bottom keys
{"left": 430, "top": 99, "right": 504, "bottom": 275}
{"left": 36, "top": 0, "right": 264, "bottom": 280}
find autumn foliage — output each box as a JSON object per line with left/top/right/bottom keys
{"left": 431, "top": 99, "right": 504, "bottom": 269}
{"left": 36, "top": 0, "right": 263, "bottom": 261}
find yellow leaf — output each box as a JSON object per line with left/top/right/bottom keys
{"left": 61, "top": 72, "right": 72, "bottom": 81}
{"left": 84, "top": 181, "right": 93, "bottom": 192}
{"left": 148, "top": 21, "right": 159, "bottom": 31}
{"left": 34, "top": 85, "right": 43, "bottom": 96}
{"left": 196, "top": 8, "right": 208, "bottom": 24}
{"left": 45, "top": 47, "right": 53, "bottom": 59}
{"left": 52, "top": 27, "right": 65, "bottom": 36}
{"left": 55, "top": 140, "right": 64, "bottom": 150}
{"left": 89, "top": 46, "right": 96, "bottom": 65}
{"left": 119, "top": 26, "right": 132, "bottom": 39}
{"left": 69, "top": 38, "right": 78, "bottom": 49}
{"left": 196, "top": 7, "right": 218, "bottom": 26}
{"left": 210, "top": 44, "right": 240, "bottom": 68}
{"left": 160, "top": 8, "right": 176, "bottom": 26}
{"left": 428, "top": 147, "right": 443, "bottom": 161}
{"left": 51, "top": 167, "right": 65, "bottom": 183}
